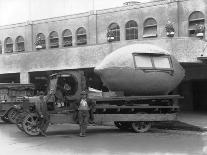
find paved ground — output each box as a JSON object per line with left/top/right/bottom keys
{"left": 0, "top": 112, "right": 207, "bottom": 155}
{"left": 178, "top": 112, "right": 207, "bottom": 129}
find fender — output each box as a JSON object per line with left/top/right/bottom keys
{"left": 1, "top": 105, "right": 23, "bottom": 123}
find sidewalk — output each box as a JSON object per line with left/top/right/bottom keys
{"left": 177, "top": 111, "right": 207, "bottom": 130}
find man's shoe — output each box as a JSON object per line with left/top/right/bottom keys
{"left": 79, "top": 133, "right": 84, "bottom": 137}
{"left": 40, "top": 131, "right": 47, "bottom": 137}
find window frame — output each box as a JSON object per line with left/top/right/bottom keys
{"left": 132, "top": 53, "right": 173, "bottom": 71}
{"left": 143, "top": 18, "right": 157, "bottom": 38}
{"left": 62, "top": 29, "right": 72, "bottom": 47}
{"left": 188, "top": 11, "right": 205, "bottom": 38}
{"left": 35, "top": 33, "right": 46, "bottom": 50}
{"left": 0, "top": 41, "right": 2, "bottom": 54}
{"left": 76, "top": 27, "right": 87, "bottom": 45}
{"left": 107, "top": 23, "right": 120, "bottom": 42}
{"left": 125, "top": 20, "right": 138, "bottom": 40}
{"left": 16, "top": 36, "right": 25, "bottom": 52}
{"left": 49, "top": 31, "right": 59, "bottom": 48}
{"left": 5, "top": 37, "right": 13, "bottom": 53}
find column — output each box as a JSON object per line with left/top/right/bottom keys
{"left": 25, "top": 21, "right": 34, "bottom": 52}
{"left": 20, "top": 72, "right": 30, "bottom": 84}
{"left": 88, "top": 10, "right": 97, "bottom": 44}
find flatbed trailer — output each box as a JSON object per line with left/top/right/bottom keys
{"left": 48, "top": 94, "right": 182, "bottom": 133}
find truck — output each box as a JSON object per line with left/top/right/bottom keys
{"left": 12, "top": 43, "right": 185, "bottom": 136}
{"left": 0, "top": 83, "right": 34, "bottom": 123}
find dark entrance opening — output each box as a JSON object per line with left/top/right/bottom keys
{"left": 57, "top": 74, "right": 78, "bottom": 96}
{"left": 0, "top": 73, "right": 20, "bottom": 83}
{"left": 29, "top": 71, "right": 51, "bottom": 94}
{"left": 193, "top": 80, "right": 207, "bottom": 111}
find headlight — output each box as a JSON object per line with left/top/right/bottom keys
{"left": 14, "top": 105, "right": 22, "bottom": 110}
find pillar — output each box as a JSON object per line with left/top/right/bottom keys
{"left": 88, "top": 10, "right": 97, "bottom": 44}
{"left": 20, "top": 72, "right": 30, "bottom": 84}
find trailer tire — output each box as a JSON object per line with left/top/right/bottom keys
{"left": 131, "top": 121, "right": 151, "bottom": 133}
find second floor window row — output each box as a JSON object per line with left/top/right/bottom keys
{"left": 1, "top": 10, "right": 205, "bottom": 53}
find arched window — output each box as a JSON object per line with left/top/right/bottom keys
{"left": 4, "top": 37, "right": 13, "bottom": 53}
{"left": 143, "top": 18, "right": 157, "bottom": 38}
{"left": 76, "top": 27, "right": 87, "bottom": 45}
{"left": 188, "top": 11, "right": 205, "bottom": 37}
{"left": 16, "top": 36, "right": 25, "bottom": 52}
{"left": 125, "top": 20, "right": 138, "bottom": 40}
{"left": 35, "top": 33, "right": 46, "bottom": 50}
{"left": 49, "top": 31, "right": 59, "bottom": 48}
{"left": 0, "top": 41, "right": 2, "bottom": 54}
{"left": 107, "top": 23, "right": 120, "bottom": 42}
{"left": 62, "top": 29, "right": 72, "bottom": 47}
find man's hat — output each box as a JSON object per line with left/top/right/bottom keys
{"left": 39, "top": 91, "right": 44, "bottom": 95}
{"left": 81, "top": 90, "right": 87, "bottom": 95}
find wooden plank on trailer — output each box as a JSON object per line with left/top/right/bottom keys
{"left": 95, "top": 105, "right": 179, "bottom": 109}
{"left": 92, "top": 95, "right": 183, "bottom": 102}
{"left": 49, "top": 113, "right": 177, "bottom": 124}
{"left": 94, "top": 113, "right": 177, "bottom": 123}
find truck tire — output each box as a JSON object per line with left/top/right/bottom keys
{"left": 15, "top": 111, "right": 28, "bottom": 132}
{"left": 7, "top": 108, "right": 18, "bottom": 124}
{"left": 131, "top": 121, "right": 151, "bottom": 133}
{"left": 22, "top": 113, "right": 41, "bottom": 136}
{"left": 1, "top": 115, "right": 10, "bottom": 123}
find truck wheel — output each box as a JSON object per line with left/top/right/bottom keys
{"left": 15, "top": 112, "right": 28, "bottom": 132}
{"left": 7, "top": 108, "right": 18, "bottom": 124}
{"left": 1, "top": 115, "right": 10, "bottom": 123}
{"left": 131, "top": 121, "right": 151, "bottom": 133}
{"left": 22, "top": 113, "right": 41, "bottom": 136}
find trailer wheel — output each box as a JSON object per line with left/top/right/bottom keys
{"left": 131, "top": 121, "right": 151, "bottom": 133}
{"left": 22, "top": 113, "right": 41, "bottom": 136}
{"left": 7, "top": 108, "right": 18, "bottom": 124}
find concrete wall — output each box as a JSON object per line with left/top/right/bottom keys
{"left": 0, "top": 0, "right": 207, "bottom": 85}
{"left": 0, "top": 0, "right": 206, "bottom": 53}
{"left": 0, "top": 37, "right": 205, "bottom": 76}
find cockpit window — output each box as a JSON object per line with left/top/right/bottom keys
{"left": 133, "top": 53, "right": 173, "bottom": 70}
{"left": 134, "top": 55, "right": 153, "bottom": 68}
{"left": 153, "top": 57, "right": 171, "bottom": 69}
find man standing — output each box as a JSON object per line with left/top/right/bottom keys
{"left": 78, "top": 90, "right": 94, "bottom": 137}
{"left": 36, "top": 91, "right": 50, "bottom": 136}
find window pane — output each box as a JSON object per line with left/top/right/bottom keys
{"left": 153, "top": 57, "right": 171, "bottom": 69}
{"left": 189, "top": 11, "right": 204, "bottom": 21}
{"left": 134, "top": 55, "right": 152, "bottom": 68}
{"left": 144, "top": 18, "right": 157, "bottom": 27}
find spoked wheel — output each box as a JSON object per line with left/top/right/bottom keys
{"left": 1, "top": 115, "right": 10, "bottom": 123}
{"left": 15, "top": 112, "right": 28, "bottom": 132}
{"left": 114, "top": 121, "right": 131, "bottom": 130}
{"left": 22, "top": 113, "right": 41, "bottom": 136}
{"left": 7, "top": 108, "right": 18, "bottom": 124}
{"left": 131, "top": 121, "right": 152, "bottom": 133}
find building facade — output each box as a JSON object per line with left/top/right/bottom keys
{"left": 0, "top": 0, "right": 207, "bottom": 111}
